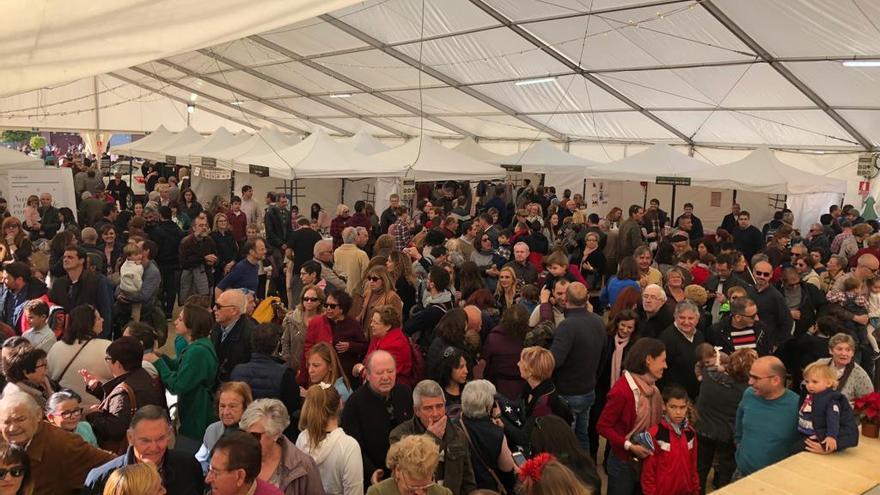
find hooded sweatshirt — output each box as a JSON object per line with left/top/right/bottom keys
{"left": 296, "top": 427, "right": 363, "bottom": 495}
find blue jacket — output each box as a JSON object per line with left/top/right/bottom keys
{"left": 798, "top": 388, "right": 859, "bottom": 451}
{"left": 82, "top": 446, "right": 204, "bottom": 494}
{"left": 599, "top": 277, "right": 640, "bottom": 309}
{"left": 230, "top": 353, "right": 299, "bottom": 423}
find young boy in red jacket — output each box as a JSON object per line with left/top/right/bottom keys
{"left": 641, "top": 385, "right": 700, "bottom": 495}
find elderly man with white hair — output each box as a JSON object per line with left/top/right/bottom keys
{"left": 211, "top": 289, "right": 254, "bottom": 381}
{"left": 460, "top": 379, "right": 516, "bottom": 491}
{"left": 390, "top": 380, "right": 476, "bottom": 495}
{"left": 658, "top": 300, "right": 706, "bottom": 399}
{"left": 0, "top": 391, "right": 113, "bottom": 494}
{"left": 638, "top": 283, "right": 674, "bottom": 339}
{"left": 503, "top": 241, "right": 538, "bottom": 285}
{"left": 333, "top": 226, "right": 369, "bottom": 295}
{"left": 313, "top": 239, "right": 347, "bottom": 292}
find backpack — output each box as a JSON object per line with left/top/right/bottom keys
{"left": 403, "top": 339, "right": 426, "bottom": 387}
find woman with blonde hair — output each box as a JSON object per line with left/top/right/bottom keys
{"left": 373, "top": 234, "right": 395, "bottom": 259}
{"left": 356, "top": 265, "right": 403, "bottom": 335}
{"left": 494, "top": 266, "right": 519, "bottom": 316}
{"left": 296, "top": 384, "right": 363, "bottom": 495}
{"left": 368, "top": 434, "right": 451, "bottom": 495}
{"left": 210, "top": 212, "right": 240, "bottom": 282}
{"left": 303, "top": 342, "right": 352, "bottom": 401}
{"left": 102, "top": 462, "right": 165, "bottom": 495}
{"left": 518, "top": 347, "right": 572, "bottom": 424}
{"left": 281, "top": 284, "right": 325, "bottom": 370}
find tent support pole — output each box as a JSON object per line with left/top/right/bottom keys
{"left": 670, "top": 185, "right": 677, "bottom": 220}
{"left": 341, "top": 179, "right": 347, "bottom": 205}
{"left": 733, "top": 189, "right": 738, "bottom": 203}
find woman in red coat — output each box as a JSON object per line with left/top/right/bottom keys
{"left": 596, "top": 338, "right": 667, "bottom": 495}
{"left": 299, "top": 289, "right": 367, "bottom": 387}
{"left": 357, "top": 304, "right": 414, "bottom": 387}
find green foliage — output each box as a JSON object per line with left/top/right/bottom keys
{"left": 28, "top": 135, "right": 47, "bottom": 149}
{"left": 0, "top": 130, "right": 33, "bottom": 143}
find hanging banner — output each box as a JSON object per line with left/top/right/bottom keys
{"left": 656, "top": 176, "right": 691, "bottom": 186}
{"left": 200, "top": 157, "right": 216, "bottom": 168}
{"left": 193, "top": 166, "right": 231, "bottom": 180}
{"left": 249, "top": 164, "right": 270, "bottom": 177}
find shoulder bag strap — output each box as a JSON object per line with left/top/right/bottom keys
{"left": 57, "top": 339, "right": 92, "bottom": 382}
{"left": 335, "top": 354, "right": 352, "bottom": 392}
{"left": 459, "top": 420, "right": 508, "bottom": 495}
{"left": 120, "top": 382, "right": 137, "bottom": 416}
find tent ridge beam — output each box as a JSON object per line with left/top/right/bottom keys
{"left": 126, "top": 66, "right": 310, "bottom": 135}
{"left": 152, "top": 59, "right": 353, "bottom": 136}
{"left": 700, "top": 0, "right": 875, "bottom": 151}
{"left": 108, "top": 72, "right": 259, "bottom": 131}
{"left": 318, "top": 14, "right": 568, "bottom": 140}
{"left": 248, "top": 35, "right": 474, "bottom": 138}
{"left": 468, "top": 0, "right": 694, "bottom": 145}
{"left": 196, "top": 48, "right": 409, "bottom": 138}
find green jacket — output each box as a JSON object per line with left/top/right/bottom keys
{"left": 155, "top": 336, "right": 218, "bottom": 440}
{"left": 366, "top": 478, "right": 452, "bottom": 495}
{"left": 389, "top": 417, "right": 476, "bottom": 495}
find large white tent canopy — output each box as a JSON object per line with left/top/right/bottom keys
{"left": 373, "top": 135, "right": 507, "bottom": 181}
{"left": 588, "top": 143, "right": 716, "bottom": 181}
{"left": 2, "top": 0, "right": 879, "bottom": 153}
{"left": 501, "top": 139, "right": 604, "bottom": 171}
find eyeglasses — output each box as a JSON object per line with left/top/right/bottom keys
{"left": 0, "top": 466, "right": 25, "bottom": 479}
{"left": 367, "top": 276, "right": 381, "bottom": 282}
{"left": 325, "top": 303, "right": 340, "bottom": 309}
{"left": 738, "top": 312, "right": 758, "bottom": 320}
{"left": 56, "top": 407, "right": 83, "bottom": 419}
{"left": 754, "top": 270, "right": 772, "bottom": 277}
{"left": 206, "top": 465, "right": 239, "bottom": 477}
{"left": 398, "top": 472, "right": 436, "bottom": 495}
{"left": 302, "top": 297, "right": 321, "bottom": 303}
{"left": 748, "top": 373, "right": 774, "bottom": 381}
{"left": 213, "top": 304, "right": 236, "bottom": 310}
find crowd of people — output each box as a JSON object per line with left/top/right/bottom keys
{"left": 0, "top": 157, "right": 875, "bottom": 495}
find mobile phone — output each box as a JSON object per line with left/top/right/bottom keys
{"left": 512, "top": 452, "right": 526, "bottom": 467}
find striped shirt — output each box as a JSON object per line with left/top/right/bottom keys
{"left": 730, "top": 327, "right": 758, "bottom": 349}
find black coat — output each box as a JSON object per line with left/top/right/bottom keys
{"left": 85, "top": 367, "right": 167, "bottom": 447}
{"left": 704, "top": 317, "right": 772, "bottom": 357}
{"left": 747, "top": 285, "right": 794, "bottom": 347}
{"left": 340, "top": 383, "right": 413, "bottom": 484}
{"left": 264, "top": 205, "right": 290, "bottom": 249}
{"left": 733, "top": 225, "right": 764, "bottom": 262}
{"left": 82, "top": 447, "right": 204, "bottom": 495}
{"left": 637, "top": 304, "right": 674, "bottom": 339}
{"left": 657, "top": 324, "right": 706, "bottom": 400}
{"left": 211, "top": 316, "right": 254, "bottom": 382}
{"left": 147, "top": 220, "right": 185, "bottom": 268}
{"left": 549, "top": 308, "right": 605, "bottom": 395}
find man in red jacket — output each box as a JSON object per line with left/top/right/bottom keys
{"left": 641, "top": 386, "right": 700, "bottom": 495}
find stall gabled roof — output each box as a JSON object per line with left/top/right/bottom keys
{"left": 587, "top": 143, "right": 714, "bottom": 181}
{"left": 690, "top": 147, "right": 847, "bottom": 194}
{"left": 157, "top": 127, "right": 207, "bottom": 163}
{"left": 188, "top": 127, "right": 238, "bottom": 167}
{"left": 500, "top": 139, "right": 603, "bottom": 172}
{"left": 339, "top": 130, "right": 391, "bottom": 155}
{"left": 127, "top": 127, "right": 199, "bottom": 161}
{"left": 206, "top": 127, "right": 291, "bottom": 169}
{"left": 0, "top": 147, "right": 43, "bottom": 169}
{"left": 109, "top": 125, "right": 174, "bottom": 156}
{"left": 452, "top": 137, "right": 507, "bottom": 164}
{"left": 245, "top": 128, "right": 401, "bottom": 179}
{"left": 373, "top": 135, "right": 506, "bottom": 181}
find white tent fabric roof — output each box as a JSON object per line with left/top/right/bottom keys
{"left": 0, "top": 0, "right": 360, "bottom": 98}
{"left": 339, "top": 130, "right": 392, "bottom": 155}
{"left": 689, "top": 147, "right": 848, "bottom": 194}
{"left": 452, "top": 138, "right": 507, "bottom": 164}
{"left": 373, "top": 135, "right": 506, "bottom": 181}
{"left": 501, "top": 139, "right": 603, "bottom": 171}
{"left": 126, "top": 127, "right": 204, "bottom": 162}
{"left": 189, "top": 127, "right": 250, "bottom": 167}
{"left": 109, "top": 126, "right": 175, "bottom": 156}
{"left": 2, "top": 0, "right": 879, "bottom": 153}
{"left": 212, "top": 128, "right": 298, "bottom": 171}
{"left": 157, "top": 128, "right": 207, "bottom": 163}
{"left": 587, "top": 143, "right": 715, "bottom": 181}
{"left": 0, "top": 148, "right": 43, "bottom": 169}
{"left": 246, "top": 129, "right": 401, "bottom": 179}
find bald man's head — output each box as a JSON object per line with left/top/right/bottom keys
{"left": 463, "top": 305, "right": 482, "bottom": 332}
{"left": 749, "top": 356, "right": 787, "bottom": 398}
{"left": 856, "top": 254, "right": 879, "bottom": 280}
{"left": 566, "top": 282, "right": 588, "bottom": 308}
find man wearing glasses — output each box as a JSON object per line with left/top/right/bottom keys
{"left": 206, "top": 430, "right": 283, "bottom": 494}
{"left": 84, "top": 405, "right": 203, "bottom": 494}
{"left": 212, "top": 289, "right": 253, "bottom": 382}
{"left": 705, "top": 297, "right": 771, "bottom": 357}
{"left": 747, "top": 260, "right": 792, "bottom": 352}
{"left": 733, "top": 356, "right": 799, "bottom": 478}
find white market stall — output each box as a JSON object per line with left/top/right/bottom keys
{"left": 498, "top": 139, "right": 604, "bottom": 196}
{"left": 338, "top": 130, "right": 392, "bottom": 155}
{"left": 690, "top": 147, "right": 848, "bottom": 233}
{"left": 157, "top": 128, "right": 207, "bottom": 166}
{"left": 108, "top": 126, "right": 175, "bottom": 157}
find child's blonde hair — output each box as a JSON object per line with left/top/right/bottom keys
{"left": 122, "top": 243, "right": 143, "bottom": 258}
{"left": 803, "top": 361, "right": 838, "bottom": 388}
{"left": 842, "top": 276, "right": 862, "bottom": 292}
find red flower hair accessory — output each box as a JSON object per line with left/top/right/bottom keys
{"left": 518, "top": 453, "right": 555, "bottom": 483}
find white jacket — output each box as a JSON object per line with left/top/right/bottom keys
{"left": 296, "top": 427, "right": 364, "bottom": 495}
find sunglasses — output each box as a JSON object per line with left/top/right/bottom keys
{"left": 325, "top": 303, "right": 340, "bottom": 309}
{"left": 367, "top": 276, "right": 381, "bottom": 282}
{"left": 302, "top": 297, "right": 321, "bottom": 303}
{"left": 0, "top": 467, "right": 25, "bottom": 478}
{"left": 754, "top": 270, "right": 772, "bottom": 277}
